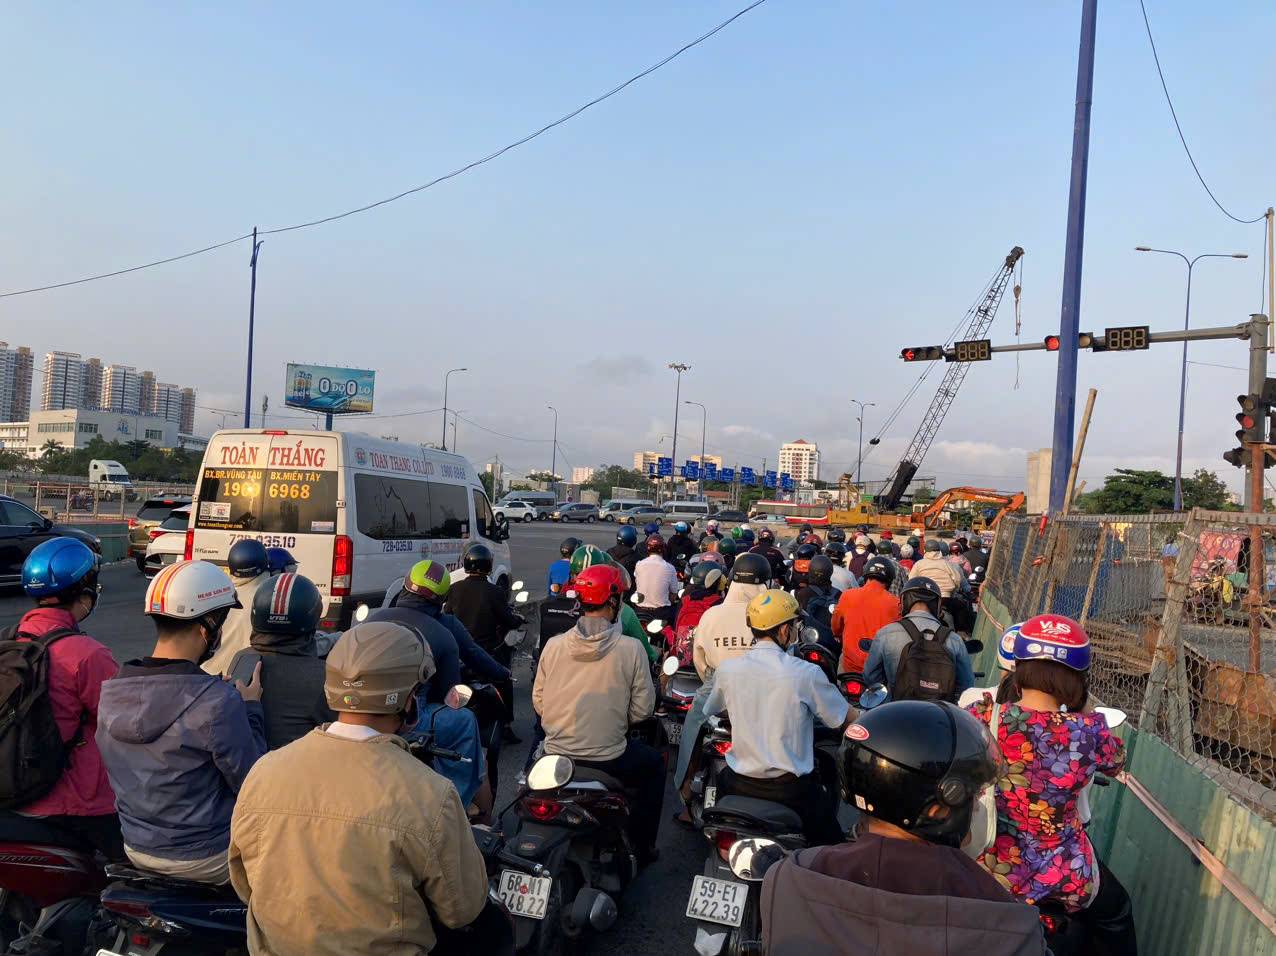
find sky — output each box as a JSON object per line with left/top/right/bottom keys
{"left": 4, "top": 1, "right": 1274, "bottom": 494}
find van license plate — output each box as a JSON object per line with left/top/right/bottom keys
{"left": 686, "top": 875, "right": 746, "bottom": 927}
{"left": 497, "top": 869, "right": 552, "bottom": 920}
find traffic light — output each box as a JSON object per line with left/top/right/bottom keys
{"left": 1044, "top": 334, "right": 1061, "bottom": 351}
{"left": 1223, "top": 446, "right": 1246, "bottom": 468}
{"left": 1236, "top": 394, "right": 1265, "bottom": 443}
{"left": 901, "top": 346, "right": 944, "bottom": 362}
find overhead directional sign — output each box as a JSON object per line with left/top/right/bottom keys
{"left": 740, "top": 467, "right": 755, "bottom": 486}
{"left": 719, "top": 467, "right": 734, "bottom": 483}
{"left": 683, "top": 461, "right": 700, "bottom": 480}
{"left": 764, "top": 470, "right": 778, "bottom": 489}
{"left": 703, "top": 462, "right": 718, "bottom": 480}
{"left": 657, "top": 456, "right": 673, "bottom": 477}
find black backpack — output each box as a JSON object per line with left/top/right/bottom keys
{"left": 0, "top": 625, "right": 84, "bottom": 810}
{"left": 892, "top": 618, "right": 957, "bottom": 703}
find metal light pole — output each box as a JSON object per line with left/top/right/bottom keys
{"left": 1135, "top": 247, "right": 1248, "bottom": 510}
{"left": 243, "top": 228, "right": 263, "bottom": 428}
{"left": 547, "top": 405, "right": 558, "bottom": 480}
{"left": 684, "top": 401, "right": 707, "bottom": 495}
{"left": 668, "top": 363, "right": 690, "bottom": 496}
{"left": 441, "top": 368, "right": 466, "bottom": 450}
{"left": 850, "top": 399, "right": 875, "bottom": 488}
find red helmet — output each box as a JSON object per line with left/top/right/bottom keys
{"left": 949, "top": 542, "right": 963, "bottom": 555}
{"left": 574, "top": 565, "right": 625, "bottom": 606}
{"left": 646, "top": 534, "right": 666, "bottom": 554}
{"left": 880, "top": 530, "right": 893, "bottom": 540}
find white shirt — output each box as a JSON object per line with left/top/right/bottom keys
{"left": 323, "top": 722, "right": 384, "bottom": 741}
{"left": 704, "top": 640, "right": 849, "bottom": 779}
{"left": 830, "top": 565, "right": 858, "bottom": 592}
{"left": 634, "top": 554, "right": 679, "bottom": 608}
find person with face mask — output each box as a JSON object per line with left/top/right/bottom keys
{"left": 0, "top": 539, "right": 123, "bottom": 860}
{"left": 759, "top": 701, "right": 1046, "bottom": 956}
{"left": 202, "top": 539, "right": 273, "bottom": 677}
{"left": 532, "top": 565, "right": 662, "bottom": 864}
{"left": 228, "top": 621, "right": 489, "bottom": 955}
{"left": 96, "top": 561, "right": 265, "bottom": 883}
{"left": 847, "top": 535, "right": 873, "bottom": 579}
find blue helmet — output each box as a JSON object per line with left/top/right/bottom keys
{"left": 997, "top": 623, "right": 1021, "bottom": 671}
{"left": 616, "top": 525, "right": 638, "bottom": 547}
{"left": 23, "top": 538, "right": 99, "bottom": 601}
{"left": 265, "top": 547, "right": 298, "bottom": 575}
{"left": 674, "top": 521, "right": 690, "bottom": 534}
{"left": 227, "top": 539, "right": 269, "bottom": 579}
{"left": 643, "top": 522, "right": 660, "bottom": 536}
{"left": 1013, "top": 614, "right": 1090, "bottom": 672}
{"left": 251, "top": 572, "right": 323, "bottom": 636}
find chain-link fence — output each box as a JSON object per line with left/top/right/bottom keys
{"left": 0, "top": 475, "right": 195, "bottom": 521}
{"left": 983, "top": 509, "right": 1276, "bottom": 820}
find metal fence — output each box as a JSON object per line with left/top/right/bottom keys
{"left": 0, "top": 475, "right": 195, "bottom": 521}
{"left": 982, "top": 510, "right": 1276, "bottom": 820}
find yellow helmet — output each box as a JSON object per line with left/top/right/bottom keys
{"left": 745, "top": 588, "right": 801, "bottom": 632}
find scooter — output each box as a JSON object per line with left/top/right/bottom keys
{"left": 685, "top": 713, "right": 733, "bottom": 828}
{"left": 0, "top": 816, "right": 107, "bottom": 955}
{"left": 655, "top": 651, "right": 702, "bottom": 752}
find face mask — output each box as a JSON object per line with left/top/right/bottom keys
{"left": 855, "top": 547, "right": 867, "bottom": 555}
{"left": 197, "top": 616, "right": 225, "bottom": 666}
{"left": 963, "top": 786, "right": 997, "bottom": 860}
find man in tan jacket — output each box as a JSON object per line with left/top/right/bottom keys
{"left": 228, "top": 621, "right": 488, "bottom": 955}
{"left": 907, "top": 540, "right": 965, "bottom": 598}
{"left": 532, "top": 564, "right": 662, "bottom": 863}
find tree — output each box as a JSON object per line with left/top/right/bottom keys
{"left": 479, "top": 471, "right": 495, "bottom": 500}
{"left": 1181, "top": 469, "right": 1234, "bottom": 510}
{"left": 582, "top": 465, "right": 655, "bottom": 499}
{"left": 0, "top": 449, "right": 27, "bottom": 471}
{"left": 912, "top": 486, "right": 935, "bottom": 505}
{"left": 40, "top": 439, "right": 64, "bottom": 459}
{"left": 524, "top": 471, "right": 559, "bottom": 484}
{"left": 1071, "top": 467, "right": 1234, "bottom": 514}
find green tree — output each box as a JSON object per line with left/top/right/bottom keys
{"left": 525, "top": 470, "right": 559, "bottom": 483}
{"left": 912, "top": 486, "right": 935, "bottom": 505}
{"left": 0, "top": 449, "right": 27, "bottom": 471}
{"left": 479, "top": 471, "right": 495, "bottom": 500}
{"left": 1075, "top": 468, "right": 1188, "bottom": 514}
{"left": 1181, "top": 468, "right": 1234, "bottom": 510}
{"left": 582, "top": 465, "right": 655, "bottom": 499}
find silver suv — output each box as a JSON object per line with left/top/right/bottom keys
{"left": 551, "top": 502, "right": 600, "bottom": 523}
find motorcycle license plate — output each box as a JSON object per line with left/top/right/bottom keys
{"left": 704, "top": 785, "right": 717, "bottom": 809}
{"left": 497, "top": 869, "right": 552, "bottom": 920}
{"left": 686, "top": 875, "right": 746, "bottom": 927}
{"left": 96, "top": 950, "right": 129, "bottom": 956}
{"left": 663, "top": 718, "right": 683, "bottom": 745}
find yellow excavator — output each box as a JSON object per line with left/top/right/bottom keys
{"left": 826, "top": 486, "right": 1025, "bottom": 532}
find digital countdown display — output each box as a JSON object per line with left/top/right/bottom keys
{"left": 951, "top": 339, "right": 992, "bottom": 362}
{"left": 1103, "top": 326, "right": 1150, "bottom": 351}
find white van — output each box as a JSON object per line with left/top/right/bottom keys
{"left": 187, "top": 429, "right": 512, "bottom": 629}
{"left": 498, "top": 489, "right": 556, "bottom": 515}
{"left": 663, "top": 500, "right": 712, "bottom": 523}
{"left": 600, "top": 498, "right": 656, "bottom": 521}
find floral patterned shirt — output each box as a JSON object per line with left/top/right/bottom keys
{"left": 967, "top": 696, "right": 1125, "bottom": 911}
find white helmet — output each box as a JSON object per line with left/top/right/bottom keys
{"left": 145, "top": 561, "right": 241, "bottom": 620}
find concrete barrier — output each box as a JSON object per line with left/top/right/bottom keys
{"left": 65, "top": 522, "right": 130, "bottom": 563}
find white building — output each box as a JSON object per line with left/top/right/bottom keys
{"left": 633, "top": 451, "right": 660, "bottom": 474}
{"left": 41, "top": 352, "right": 85, "bottom": 412}
{"left": 0, "top": 421, "right": 31, "bottom": 457}
{"left": 150, "top": 382, "right": 183, "bottom": 424}
{"left": 778, "top": 439, "right": 820, "bottom": 483}
{"left": 0, "top": 343, "right": 33, "bottom": 422}
{"left": 12, "top": 408, "right": 182, "bottom": 459}
{"left": 101, "top": 365, "right": 143, "bottom": 414}
{"left": 572, "top": 466, "right": 596, "bottom": 484}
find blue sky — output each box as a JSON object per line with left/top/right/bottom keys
{"left": 3, "top": 2, "right": 1273, "bottom": 491}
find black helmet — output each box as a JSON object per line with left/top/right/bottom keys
{"left": 826, "top": 527, "right": 847, "bottom": 544}
{"left": 799, "top": 523, "right": 813, "bottom": 535}
{"left": 560, "top": 536, "right": 583, "bottom": 558}
{"left": 825, "top": 542, "right": 848, "bottom": 565}
{"left": 794, "top": 543, "right": 819, "bottom": 563}
{"left": 616, "top": 525, "right": 638, "bottom": 548}
{"left": 899, "top": 575, "right": 942, "bottom": 616}
{"left": 739, "top": 529, "right": 756, "bottom": 546}
{"left": 227, "top": 539, "right": 269, "bottom": 579}
{"left": 730, "top": 552, "right": 772, "bottom": 585}
{"left": 462, "top": 542, "right": 494, "bottom": 576}
{"left": 839, "top": 701, "right": 1004, "bottom": 848}
{"left": 862, "top": 556, "right": 896, "bottom": 588}
{"left": 758, "top": 528, "right": 776, "bottom": 546}
{"left": 807, "top": 555, "right": 834, "bottom": 588}
{"left": 689, "top": 561, "right": 727, "bottom": 593}
{"left": 251, "top": 573, "right": 323, "bottom": 636}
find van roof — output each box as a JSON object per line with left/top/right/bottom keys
{"left": 204, "top": 428, "right": 476, "bottom": 482}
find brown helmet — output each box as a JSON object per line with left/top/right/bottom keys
{"left": 324, "top": 621, "right": 435, "bottom": 714}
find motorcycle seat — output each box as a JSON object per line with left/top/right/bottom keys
{"left": 0, "top": 812, "right": 93, "bottom": 849}
{"left": 703, "top": 796, "right": 803, "bottom": 834}
{"left": 568, "top": 765, "right": 631, "bottom": 794}
{"left": 104, "top": 864, "right": 241, "bottom": 898}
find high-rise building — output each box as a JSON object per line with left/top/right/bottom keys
{"left": 101, "top": 365, "right": 142, "bottom": 414}
{"left": 0, "top": 343, "right": 33, "bottom": 422}
{"left": 151, "top": 383, "right": 183, "bottom": 425}
{"left": 778, "top": 439, "right": 820, "bottom": 483}
{"left": 572, "top": 466, "right": 596, "bottom": 484}
{"left": 80, "top": 358, "right": 103, "bottom": 411}
{"left": 633, "top": 451, "right": 660, "bottom": 474}
{"left": 138, "top": 370, "right": 157, "bottom": 416}
{"left": 179, "top": 387, "right": 196, "bottom": 435}
{"left": 41, "top": 352, "right": 84, "bottom": 412}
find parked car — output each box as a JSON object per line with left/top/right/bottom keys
{"left": 713, "top": 510, "right": 748, "bottom": 523}
{"left": 129, "top": 495, "right": 193, "bottom": 571}
{"left": 615, "top": 505, "right": 665, "bottom": 526}
{"left": 494, "top": 499, "right": 542, "bottom": 524}
{"left": 551, "top": 502, "right": 600, "bottom": 523}
{"left": 142, "top": 506, "right": 192, "bottom": 578}
{"left": 0, "top": 495, "right": 102, "bottom": 589}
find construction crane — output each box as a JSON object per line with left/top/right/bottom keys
{"left": 878, "top": 246, "right": 1024, "bottom": 510}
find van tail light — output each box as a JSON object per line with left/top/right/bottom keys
{"left": 148, "top": 529, "right": 165, "bottom": 540}
{"left": 262, "top": 430, "right": 289, "bottom": 435}
{"left": 127, "top": 517, "right": 139, "bottom": 529}
{"left": 183, "top": 529, "right": 194, "bottom": 561}
{"left": 332, "top": 535, "right": 353, "bottom": 596}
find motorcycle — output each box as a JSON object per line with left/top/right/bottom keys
{"left": 655, "top": 652, "right": 702, "bottom": 752}
{"left": 685, "top": 713, "right": 733, "bottom": 829}
{"left": 0, "top": 816, "right": 107, "bottom": 955}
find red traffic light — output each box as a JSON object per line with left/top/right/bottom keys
{"left": 1044, "top": 335, "right": 1061, "bottom": 351}
{"left": 901, "top": 346, "right": 943, "bottom": 362}
{"left": 902, "top": 348, "right": 916, "bottom": 361}
{"left": 1238, "top": 413, "right": 1256, "bottom": 430}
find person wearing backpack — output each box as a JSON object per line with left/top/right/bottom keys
{"left": 0, "top": 538, "right": 122, "bottom": 859}
{"left": 863, "top": 576, "right": 974, "bottom": 702}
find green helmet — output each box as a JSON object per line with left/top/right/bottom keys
{"left": 730, "top": 526, "right": 743, "bottom": 541}
{"left": 404, "top": 559, "right": 450, "bottom": 600}
{"left": 719, "top": 537, "right": 737, "bottom": 557}
{"left": 570, "top": 545, "right": 630, "bottom": 590}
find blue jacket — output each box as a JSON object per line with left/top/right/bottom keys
{"left": 367, "top": 598, "right": 463, "bottom": 705}
{"left": 404, "top": 594, "right": 509, "bottom": 685}
{"left": 863, "top": 611, "right": 975, "bottom": 697}
{"left": 96, "top": 657, "right": 266, "bottom": 860}
{"left": 547, "top": 558, "right": 571, "bottom": 593}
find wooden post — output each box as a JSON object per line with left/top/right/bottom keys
{"left": 1063, "top": 388, "right": 1098, "bottom": 514}
{"left": 1078, "top": 524, "right": 1109, "bottom": 628}
{"left": 1140, "top": 510, "right": 1200, "bottom": 752}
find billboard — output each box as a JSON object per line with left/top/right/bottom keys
{"left": 285, "top": 364, "right": 375, "bottom": 415}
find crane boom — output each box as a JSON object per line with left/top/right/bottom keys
{"left": 878, "top": 246, "right": 1024, "bottom": 510}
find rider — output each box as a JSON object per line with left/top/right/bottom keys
{"left": 796, "top": 554, "right": 840, "bottom": 650}
{"left": 264, "top": 547, "right": 298, "bottom": 575}
{"left": 898, "top": 543, "right": 917, "bottom": 571}
{"left": 671, "top": 561, "right": 728, "bottom": 666}
{"left": 704, "top": 589, "right": 848, "bottom": 845}
{"left": 847, "top": 535, "right": 873, "bottom": 580}
{"left": 568, "top": 546, "right": 659, "bottom": 661}
{"left": 228, "top": 621, "right": 489, "bottom": 953}
{"left": 548, "top": 536, "right": 583, "bottom": 594}
{"left": 863, "top": 576, "right": 975, "bottom": 700}
{"left": 698, "top": 518, "right": 723, "bottom": 545}
{"left": 750, "top": 528, "right": 787, "bottom": 583}
{"left": 666, "top": 521, "right": 697, "bottom": 573}
{"left": 634, "top": 534, "right": 679, "bottom": 618}
{"left": 908, "top": 539, "right": 964, "bottom": 598}
{"left": 738, "top": 527, "right": 757, "bottom": 553}
{"left": 788, "top": 542, "right": 819, "bottom": 592}
{"left": 824, "top": 541, "right": 857, "bottom": 592}
{"left": 833, "top": 556, "right": 902, "bottom": 675}
{"left": 717, "top": 535, "right": 738, "bottom": 572}
{"left": 1, "top": 539, "right": 122, "bottom": 859}
{"left": 532, "top": 565, "right": 662, "bottom": 864}
{"left": 760, "top": 701, "right": 1044, "bottom": 956}
{"left": 607, "top": 525, "right": 642, "bottom": 579}
{"left": 965, "top": 536, "right": 992, "bottom": 587}
{"left": 967, "top": 614, "right": 1134, "bottom": 953}
{"left": 204, "top": 539, "right": 272, "bottom": 676}
{"left": 877, "top": 530, "right": 902, "bottom": 559}
{"left": 97, "top": 561, "right": 265, "bottom": 882}
{"left": 244, "top": 572, "right": 334, "bottom": 750}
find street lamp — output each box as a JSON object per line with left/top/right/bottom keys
{"left": 547, "top": 405, "right": 558, "bottom": 481}
{"left": 850, "top": 399, "right": 876, "bottom": 488}
{"left": 243, "top": 228, "right": 264, "bottom": 428}
{"left": 684, "top": 401, "right": 707, "bottom": 494}
{"left": 668, "top": 363, "right": 690, "bottom": 496}
{"left": 441, "top": 368, "right": 467, "bottom": 450}
{"left": 1135, "top": 247, "right": 1248, "bottom": 510}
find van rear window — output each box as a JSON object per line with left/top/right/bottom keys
{"left": 354, "top": 475, "right": 470, "bottom": 540}
{"left": 195, "top": 467, "right": 338, "bottom": 534}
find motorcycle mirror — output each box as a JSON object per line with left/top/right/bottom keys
{"left": 1095, "top": 706, "right": 1128, "bottom": 729}
{"left": 828, "top": 604, "right": 836, "bottom": 614}
{"left": 969, "top": 573, "right": 978, "bottom": 581}
{"left": 858, "top": 638, "right": 873, "bottom": 652}
{"left": 661, "top": 656, "right": 680, "bottom": 677}
{"left": 511, "top": 580, "right": 525, "bottom": 591}
{"left": 631, "top": 592, "right": 644, "bottom": 604}
{"left": 447, "top": 684, "right": 473, "bottom": 709}
{"left": 528, "top": 754, "right": 574, "bottom": 791}
{"left": 964, "top": 639, "right": 984, "bottom": 655}
{"left": 727, "top": 836, "right": 786, "bottom": 881}
{"left": 801, "top": 626, "right": 820, "bottom": 644}
{"left": 678, "top": 588, "right": 686, "bottom": 598}
{"left": 646, "top": 620, "right": 664, "bottom": 635}
{"left": 858, "top": 684, "right": 889, "bottom": 710}
{"left": 514, "top": 591, "right": 529, "bottom": 604}
{"left": 353, "top": 604, "right": 370, "bottom": 623}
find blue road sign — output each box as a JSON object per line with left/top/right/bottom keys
{"left": 704, "top": 462, "right": 718, "bottom": 480}
{"left": 657, "top": 456, "right": 673, "bottom": 477}
{"left": 683, "top": 462, "right": 700, "bottom": 480}
{"left": 719, "top": 467, "right": 734, "bottom": 483}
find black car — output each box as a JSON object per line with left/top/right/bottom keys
{"left": 713, "top": 510, "right": 748, "bottom": 523}
{"left": 0, "top": 495, "right": 103, "bottom": 588}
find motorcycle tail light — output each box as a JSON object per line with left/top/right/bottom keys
{"left": 804, "top": 650, "right": 824, "bottom": 664}
{"left": 715, "top": 830, "right": 737, "bottom": 862}
{"left": 843, "top": 679, "right": 863, "bottom": 697}
{"left": 521, "top": 797, "right": 563, "bottom": 822}
{"left": 711, "top": 739, "right": 732, "bottom": 757}
{"left": 132, "top": 934, "right": 152, "bottom": 948}
{"left": 1039, "top": 913, "right": 1062, "bottom": 936}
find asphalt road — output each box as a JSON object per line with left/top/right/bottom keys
{"left": 0, "top": 520, "right": 709, "bottom": 955}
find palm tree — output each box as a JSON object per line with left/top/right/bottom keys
{"left": 40, "top": 439, "right": 63, "bottom": 459}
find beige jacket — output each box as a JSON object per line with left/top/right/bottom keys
{"left": 907, "top": 556, "right": 963, "bottom": 598}
{"left": 533, "top": 616, "right": 655, "bottom": 761}
{"left": 228, "top": 727, "right": 487, "bottom": 956}
{"left": 203, "top": 573, "right": 271, "bottom": 676}
{"left": 692, "top": 582, "right": 767, "bottom": 680}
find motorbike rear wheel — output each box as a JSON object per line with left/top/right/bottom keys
{"left": 531, "top": 865, "right": 580, "bottom": 956}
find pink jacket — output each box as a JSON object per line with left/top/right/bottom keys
{"left": 15, "top": 607, "right": 119, "bottom": 817}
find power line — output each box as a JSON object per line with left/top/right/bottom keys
{"left": 1137, "top": 0, "right": 1265, "bottom": 225}
{"left": 0, "top": 1, "right": 766, "bottom": 300}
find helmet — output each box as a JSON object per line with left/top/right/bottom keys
{"left": 900, "top": 544, "right": 915, "bottom": 559}
{"left": 265, "top": 547, "right": 298, "bottom": 575}
{"left": 643, "top": 522, "right": 660, "bottom": 536}
{"left": 827, "top": 528, "right": 846, "bottom": 544}
{"left": 746, "top": 589, "right": 801, "bottom": 632}
{"left": 997, "top": 623, "right": 1022, "bottom": 671}
{"left": 462, "top": 543, "right": 493, "bottom": 576}
{"left": 404, "top": 559, "right": 450, "bottom": 600}
{"left": 689, "top": 561, "right": 727, "bottom": 593}
{"left": 325, "top": 621, "right": 433, "bottom": 714}
{"left": 739, "top": 529, "right": 756, "bottom": 547}
{"left": 251, "top": 573, "right": 323, "bottom": 636}
{"left": 825, "top": 542, "right": 847, "bottom": 566}
{"left": 227, "top": 539, "right": 269, "bottom": 579}
{"left": 899, "top": 576, "right": 942, "bottom": 616}
{"left": 880, "top": 530, "right": 893, "bottom": 540}
{"left": 145, "top": 561, "right": 241, "bottom": 620}
{"left": 854, "top": 535, "right": 872, "bottom": 550}
{"left": 838, "top": 701, "right": 1004, "bottom": 848}
{"left": 645, "top": 534, "right": 666, "bottom": 555}
{"left": 22, "top": 538, "right": 99, "bottom": 602}
{"left": 758, "top": 529, "right": 775, "bottom": 546}
{"left": 560, "top": 536, "right": 583, "bottom": 558}
{"left": 718, "top": 537, "right": 737, "bottom": 557}
{"left": 793, "top": 542, "right": 818, "bottom": 572}
{"left": 907, "top": 536, "right": 921, "bottom": 550}
{"left": 569, "top": 545, "right": 622, "bottom": 583}
{"left": 808, "top": 555, "right": 834, "bottom": 588}
{"left": 616, "top": 526, "right": 638, "bottom": 548}
{"left": 574, "top": 565, "right": 625, "bottom": 607}
{"left": 674, "top": 521, "right": 690, "bottom": 534}
{"left": 730, "top": 527, "right": 743, "bottom": 541}
{"left": 1013, "top": 614, "right": 1090, "bottom": 671}
{"left": 730, "top": 552, "right": 772, "bottom": 585}
{"left": 862, "top": 556, "right": 896, "bottom": 588}
{"left": 949, "top": 542, "right": 963, "bottom": 556}
{"left": 706, "top": 519, "right": 720, "bottom": 532}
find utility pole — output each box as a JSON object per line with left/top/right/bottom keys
{"left": 261, "top": 395, "right": 268, "bottom": 428}
{"left": 851, "top": 399, "right": 875, "bottom": 488}
{"left": 441, "top": 368, "right": 466, "bottom": 451}
{"left": 244, "top": 228, "right": 263, "bottom": 428}
{"left": 668, "top": 363, "right": 690, "bottom": 499}
{"left": 685, "top": 401, "right": 707, "bottom": 498}
{"left": 548, "top": 405, "right": 558, "bottom": 481}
